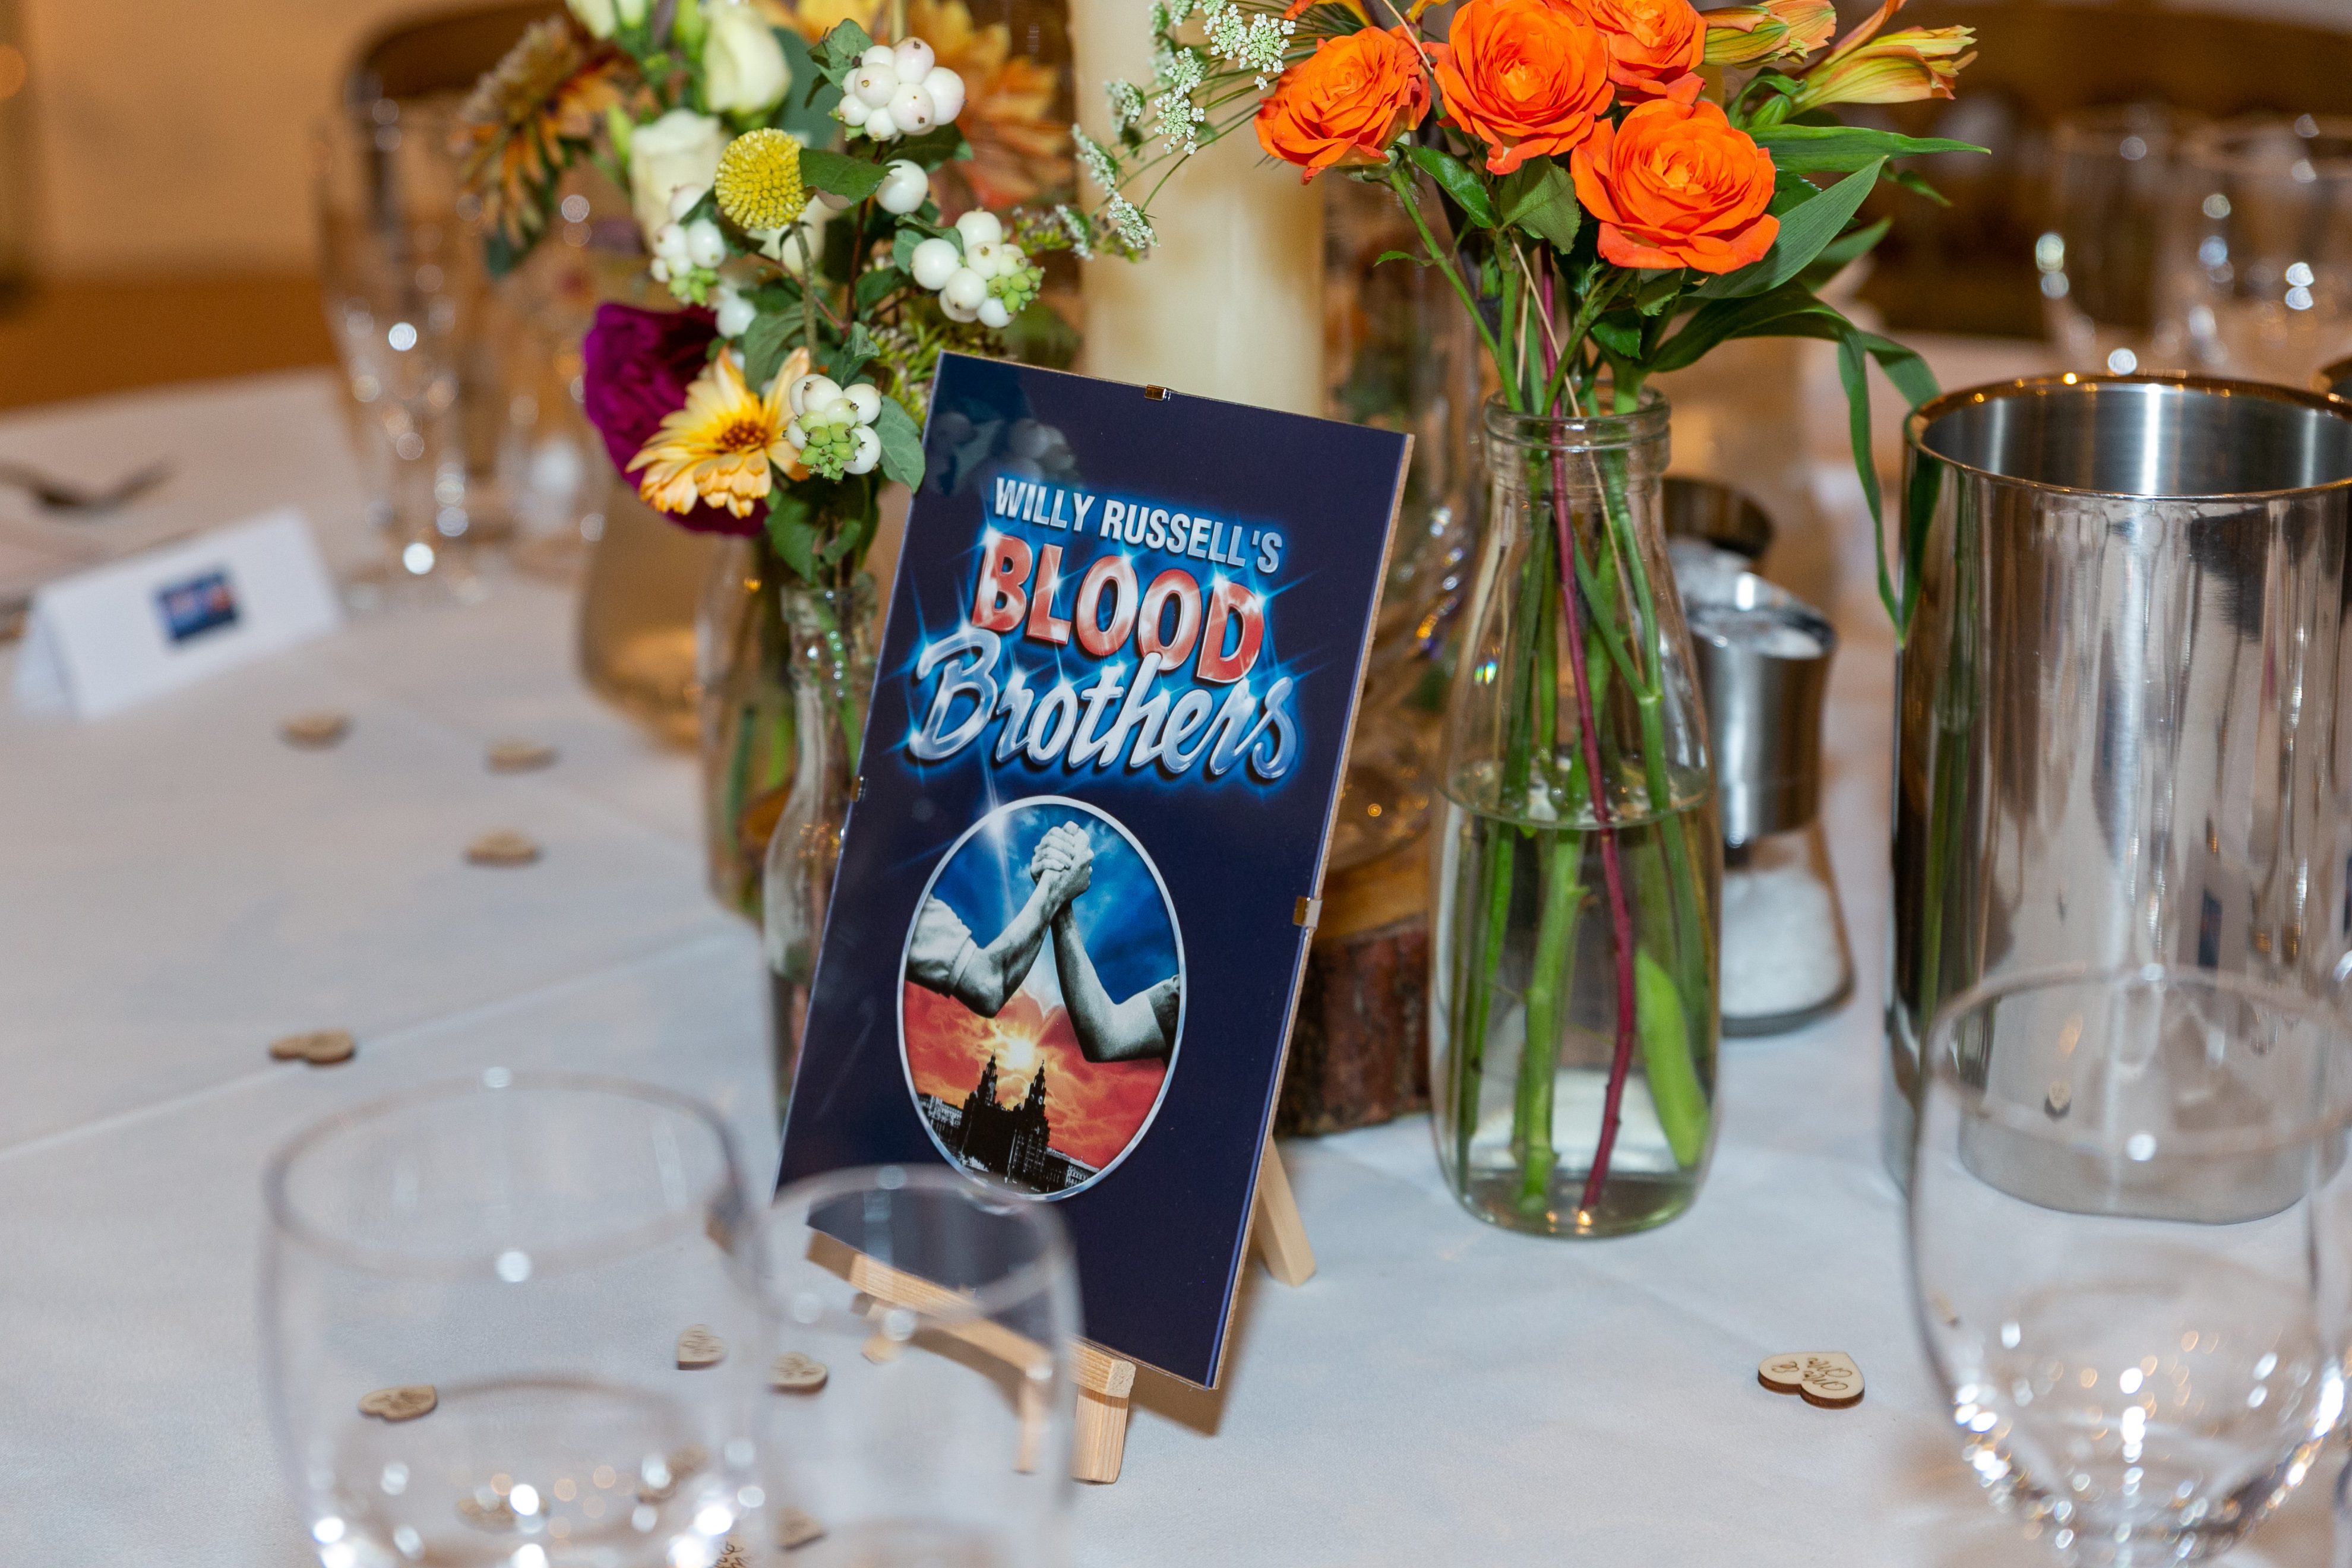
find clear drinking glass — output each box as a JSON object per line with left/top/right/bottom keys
{"left": 2040, "top": 105, "right": 2202, "bottom": 376}
{"left": 2167, "top": 116, "right": 2352, "bottom": 387}
{"left": 314, "top": 96, "right": 491, "bottom": 606}
{"left": 760, "top": 1167, "right": 1079, "bottom": 1567}
{"left": 1911, "top": 966, "right": 2352, "bottom": 1565}
{"left": 262, "top": 1072, "right": 766, "bottom": 1568}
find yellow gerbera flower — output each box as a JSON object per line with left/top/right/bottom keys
{"left": 628, "top": 350, "right": 798, "bottom": 519}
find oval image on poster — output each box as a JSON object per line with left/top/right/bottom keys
{"left": 898, "top": 796, "right": 1184, "bottom": 1199}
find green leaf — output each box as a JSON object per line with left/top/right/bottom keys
{"left": 824, "top": 323, "right": 877, "bottom": 386}
{"left": 819, "top": 498, "right": 878, "bottom": 566}
{"left": 768, "top": 491, "right": 823, "bottom": 581}
{"left": 1752, "top": 123, "right": 1987, "bottom": 174}
{"left": 1794, "top": 216, "right": 1889, "bottom": 292}
{"left": 817, "top": 18, "right": 874, "bottom": 77}
{"left": 1693, "top": 159, "right": 1882, "bottom": 301}
{"left": 771, "top": 29, "right": 841, "bottom": 144}
{"left": 1887, "top": 167, "right": 1952, "bottom": 208}
{"left": 890, "top": 125, "right": 974, "bottom": 170}
{"left": 855, "top": 265, "right": 909, "bottom": 313}
{"left": 1632, "top": 268, "right": 1684, "bottom": 317}
{"left": 1403, "top": 144, "right": 1496, "bottom": 230}
{"left": 1647, "top": 281, "right": 1829, "bottom": 373}
{"left": 872, "top": 396, "right": 926, "bottom": 489}
{"left": 1495, "top": 159, "right": 1579, "bottom": 251}
{"left": 1589, "top": 315, "right": 1643, "bottom": 360}
{"left": 741, "top": 308, "right": 800, "bottom": 391}
{"left": 1824, "top": 320, "right": 1940, "bottom": 641}
{"left": 799, "top": 148, "right": 888, "bottom": 201}
{"left": 1373, "top": 248, "right": 1431, "bottom": 268}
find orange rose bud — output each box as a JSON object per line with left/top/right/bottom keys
{"left": 1432, "top": 0, "right": 1614, "bottom": 176}
{"left": 1256, "top": 26, "right": 1432, "bottom": 181}
{"left": 1569, "top": 83, "right": 1779, "bottom": 273}
{"left": 1563, "top": 0, "right": 1705, "bottom": 105}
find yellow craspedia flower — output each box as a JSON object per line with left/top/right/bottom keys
{"left": 715, "top": 128, "right": 810, "bottom": 232}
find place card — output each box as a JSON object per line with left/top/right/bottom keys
{"left": 11, "top": 509, "right": 342, "bottom": 719}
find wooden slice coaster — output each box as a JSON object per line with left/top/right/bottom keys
{"left": 279, "top": 712, "right": 350, "bottom": 749}
{"left": 358, "top": 1384, "right": 437, "bottom": 1422}
{"left": 465, "top": 830, "right": 541, "bottom": 867}
{"left": 486, "top": 739, "right": 558, "bottom": 773}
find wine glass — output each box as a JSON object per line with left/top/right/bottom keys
{"left": 262, "top": 1071, "right": 766, "bottom": 1568}
{"left": 1911, "top": 965, "right": 2352, "bottom": 1565}
{"left": 760, "top": 1166, "right": 1079, "bottom": 1566}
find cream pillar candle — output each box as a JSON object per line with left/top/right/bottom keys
{"left": 1068, "top": 0, "right": 1325, "bottom": 418}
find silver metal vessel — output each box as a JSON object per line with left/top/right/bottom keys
{"left": 1885, "top": 374, "right": 2352, "bottom": 1184}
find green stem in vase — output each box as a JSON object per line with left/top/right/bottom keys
{"left": 1514, "top": 829, "right": 1586, "bottom": 1211}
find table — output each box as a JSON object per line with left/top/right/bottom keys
{"left": 0, "top": 368, "right": 2336, "bottom": 1566}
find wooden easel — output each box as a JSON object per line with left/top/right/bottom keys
{"left": 824, "top": 1137, "right": 1315, "bottom": 1484}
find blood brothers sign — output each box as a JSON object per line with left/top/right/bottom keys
{"left": 779, "top": 355, "right": 1408, "bottom": 1386}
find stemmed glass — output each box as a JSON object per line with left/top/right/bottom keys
{"left": 760, "top": 1166, "right": 1079, "bottom": 1566}
{"left": 1911, "top": 965, "right": 2352, "bottom": 1564}
{"left": 261, "top": 1071, "right": 766, "bottom": 1568}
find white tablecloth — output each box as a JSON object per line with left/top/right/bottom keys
{"left": 0, "top": 369, "right": 2335, "bottom": 1566}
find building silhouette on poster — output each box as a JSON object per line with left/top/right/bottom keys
{"left": 918, "top": 1053, "right": 1098, "bottom": 1194}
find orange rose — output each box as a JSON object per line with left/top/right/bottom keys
{"left": 1431, "top": 0, "right": 1614, "bottom": 176}
{"left": 1569, "top": 81, "right": 1779, "bottom": 273}
{"left": 1566, "top": 0, "right": 1705, "bottom": 103}
{"left": 1256, "top": 26, "right": 1431, "bottom": 181}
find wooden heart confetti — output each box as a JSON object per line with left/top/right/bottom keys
{"left": 268, "top": 1029, "right": 355, "bottom": 1066}
{"left": 771, "top": 1352, "right": 829, "bottom": 1393}
{"left": 280, "top": 712, "right": 350, "bottom": 748}
{"left": 1758, "top": 1351, "right": 1864, "bottom": 1409}
{"left": 465, "top": 830, "right": 541, "bottom": 867}
{"left": 676, "top": 1325, "right": 726, "bottom": 1368}
{"left": 716, "top": 1542, "right": 749, "bottom": 1568}
{"left": 357, "top": 1384, "right": 437, "bottom": 1422}
{"left": 486, "top": 739, "right": 558, "bottom": 773}
{"left": 778, "top": 1507, "right": 826, "bottom": 1551}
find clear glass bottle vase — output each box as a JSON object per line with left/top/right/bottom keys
{"left": 1429, "top": 393, "right": 1722, "bottom": 1237}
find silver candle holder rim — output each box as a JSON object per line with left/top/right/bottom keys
{"left": 1907, "top": 372, "right": 2352, "bottom": 503}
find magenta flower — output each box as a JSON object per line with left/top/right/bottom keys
{"left": 579, "top": 301, "right": 761, "bottom": 537}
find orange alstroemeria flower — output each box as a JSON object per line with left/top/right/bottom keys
{"left": 1432, "top": 0, "right": 1614, "bottom": 176}
{"left": 1701, "top": 0, "right": 1836, "bottom": 68}
{"left": 1564, "top": 0, "right": 1705, "bottom": 105}
{"left": 1569, "top": 81, "right": 1779, "bottom": 273}
{"left": 1785, "top": 0, "right": 1974, "bottom": 112}
{"left": 1256, "top": 26, "right": 1431, "bottom": 181}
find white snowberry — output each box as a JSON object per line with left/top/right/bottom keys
{"left": 892, "top": 39, "right": 935, "bottom": 81}
{"left": 941, "top": 267, "right": 988, "bottom": 311}
{"left": 715, "top": 287, "right": 756, "bottom": 337}
{"left": 653, "top": 223, "right": 691, "bottom": 267}
{"left": 684, "top": 219, "right": 728, "bottom": 270}
{"left": 954, "top": 210, "right": 1003, "bottom": 249}
{"left": 836, "top": 94, "right": 871, "bottom": 127}
{"left": 846, "top": 425, "right": 882, "bottom": 475}
{"left": 887, "top": 81, "right": 936, "bottom": 133}
{"left": 789, "top": 374, "right": 842, "bottom": 417}
{"left": 965, "top": 238, "right": 1006, "bottom": 277}
{"left": 923, "top": 65, "right": 966, "bottom": 123}
{"left": 861, "top": 44, "right": 896, "bottom": 68}
{"left": 785, "top": 420, "right": 809, "bottom": 450}
{"left": 668, "top": 184, "right": 709, "bottom": 222}
{"left": 940, "top": 293, "right": 979, "bottom": 323}
{"left": 909, "top": 237, "right": 961, "bottom": 290}
{"left": 853, "top": 65, "right": 897, "bottom": 108}
{"left": 877, "top": 160, "right": 930, "bottom": 215}
{"left": 863, "top": 106, "right": 899, "bottom": 140}
{"left": 844, "top": 383, "right": 883, "bottom": 423}
{"left": 977, "top": 296, "right": 1013, "bottom": 330}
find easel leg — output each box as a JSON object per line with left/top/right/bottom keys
{"left": 1070, "top": 1342, "right": 1138, "bottom": 1484}
{"left": 1252, "top": 1137, "right": 1316, "bottom": 1286}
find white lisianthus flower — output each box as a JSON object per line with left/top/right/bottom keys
{"left": 628, "top": 110, "right": 726, "bottom": 244}
{"left": 567, "top": 0, "right": 617, "bottom": 38}
{"left": 703, "top": 3, "right": 791, "bottom": 116}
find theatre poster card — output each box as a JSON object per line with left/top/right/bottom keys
{"left": 777, "top": 353, "right": 1409, "bottom": 1387}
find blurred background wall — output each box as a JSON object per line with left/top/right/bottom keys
{"left": 0, "top": 0, "right": 2347, "bottom": 410}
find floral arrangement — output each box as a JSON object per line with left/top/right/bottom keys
{"left": 457, "top": 0, "right": 1112, "bottom": 613}
{"left": 1053, "top": 0, "right": 1982, "bottom": 1218}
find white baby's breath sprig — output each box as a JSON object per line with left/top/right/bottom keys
{"left": 1073, "top": 127, "right": 1122, "bottom": 194}
{"left": 1054, "top": 203, "right": 1094, "bottom": 261}
{"left": 1107, "top": 80, "right": 1146, "bottom": 140}
{"left": 1151, "top": 48, "right": 1209, "bottom": 157}
{"left": 1105, "top": 193, "right": 1156, "bottom": 252}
